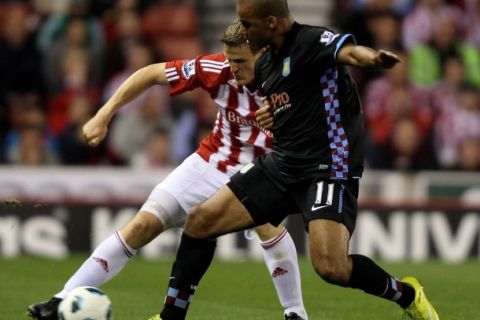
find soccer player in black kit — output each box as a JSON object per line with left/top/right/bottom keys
{"left": 152, "top": 1, "right": 440, "bottom": 320}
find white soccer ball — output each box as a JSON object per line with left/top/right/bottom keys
{"left": 58, "top": 286, "right": 112, "bottom": 320}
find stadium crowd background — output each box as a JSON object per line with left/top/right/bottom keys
{"left": 0, "top": 0, "right": 479, "bottom": 172}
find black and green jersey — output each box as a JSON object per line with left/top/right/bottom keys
{"left": 255, "top": 22, "right": 365, "bottom": 182}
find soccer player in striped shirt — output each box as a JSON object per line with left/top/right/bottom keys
{"left": 27, "top": 20, "right": 308, "bottom": 320}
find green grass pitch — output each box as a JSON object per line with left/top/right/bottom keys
{"left": 1, "top": 256, "right": 479, "bottom": 320}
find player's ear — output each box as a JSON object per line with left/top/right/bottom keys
{"left": 266, "top": 16, "right": 276, "bottom": 29}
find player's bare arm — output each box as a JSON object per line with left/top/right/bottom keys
{"left": 255, "top": 97, "right": 274, "bottom": 130}
{"left": 83, "top": 63, "right": 168, "bottom": 147}
{"left": 336, "top": 43, "right": 401, "bottom": 69}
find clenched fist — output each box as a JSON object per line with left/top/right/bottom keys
{"left": 256, "top": 97, "right": 274, "bottom": 130}
{"left": 82, "top": 113, "right": 110, "bottom": 147}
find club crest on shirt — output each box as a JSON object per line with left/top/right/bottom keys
{"left": 282, "top": 57, "right": 291, "bottom": 77}
{"left": 181, "top": 60, "right": 196, "bottom": 79}
{"left": 320, "top": 31, "right": 339, "bottom": 45}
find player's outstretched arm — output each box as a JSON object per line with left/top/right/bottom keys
{"left": 83, "top": 63, "right": 168, "bottom": 147}
{"left": 336, "top": 43, "right": 400, "bottom": 70}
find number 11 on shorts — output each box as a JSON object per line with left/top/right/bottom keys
{"left": 311, "top": 181, "right": 334, "bottom": 211}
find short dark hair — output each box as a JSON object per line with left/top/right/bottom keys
{"left": 239, "top": 0, "right": 290, "bottom": 18}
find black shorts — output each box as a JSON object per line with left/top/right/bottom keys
{"left": 227, "top": 154, "right": 359, "bottom": 234}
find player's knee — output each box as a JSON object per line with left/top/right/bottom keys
{"left": 129, "top": 219, "right": 151, "bottom": 237}
{"left": 311, "top": 254, "right": 350, "bottom": 285}
{"left": 254, "top": 224, "right": 283, "bottom": 241}
{"left": 185, "top": 205, "right": 214, "bottom": 239}
{"left": 122, "top": 215, "right": 163, "bottom": 247}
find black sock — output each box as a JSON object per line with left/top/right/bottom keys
{"left": 346, "top": 254, "right": 415, "bottom": 308}
{"left": 160, "top": 233, "right": 217, "bottom": 320}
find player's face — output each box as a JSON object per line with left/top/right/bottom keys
{"left": 236, "top": 1, "right": 272, "bottom": 50}
{"left": 224, "top": 43, "right": 257, "bottom": 86}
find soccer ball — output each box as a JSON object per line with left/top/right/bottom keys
{"left": 58, "top": 286, "right": 112, "bottom": 320}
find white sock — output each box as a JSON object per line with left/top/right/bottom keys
{"left": 54, "top": 231, "right": 137, "bottom": 299}
{"left": 260, "top": 229, "right": 308, "bottom": 319}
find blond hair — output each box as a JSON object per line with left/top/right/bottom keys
{"left": 221, "top": 19, "right": 262, "bottom": 54}
{"left": 221, "top": 19, "right": 247, "bottom": 46}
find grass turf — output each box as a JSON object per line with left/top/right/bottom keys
{"left": 1, "top": 256, "right": 478, "bottom": 320}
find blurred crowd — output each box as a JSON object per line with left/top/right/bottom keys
{"left": 0, "top": 0, "right": 479, "bottom": 172}
{"left": 338, "top": 0, "right": 480, "bottom": 171}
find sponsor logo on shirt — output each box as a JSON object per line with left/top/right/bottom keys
{"left": 320, "top": 31, "right": 340, "bottom": 45}
{"left": 225, "top": 109, "right": 271, "bottom": 136}
{"left": 269, "top": 92, "right": 292, "bottom": 116}
{"left": 181, "top": 60, "right": 196, "bottom": 79}
{"left": 226, "top": 110, "right": 261, "bottom": 128}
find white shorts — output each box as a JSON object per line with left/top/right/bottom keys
{"left": 140, "top": 153, "right": 231, "bottom": 229}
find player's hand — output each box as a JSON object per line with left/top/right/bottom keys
{"left": 375, "top": 50, "right": 401, "bottom": 69}
{"left": 82, "top": 113, "right": 110, "bottom": 147}
{"left": 256, "top": 97, "right": 274, "bottom": 130}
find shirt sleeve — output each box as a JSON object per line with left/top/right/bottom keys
{"left": 302, "top": 27, "right": 356, "bottom": 69}
{"left": 164, "top": 52, "right": 230, "bottom": 96}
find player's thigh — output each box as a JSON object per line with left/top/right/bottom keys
{"left": 227, "top": 160, "right": 297, "bottom": 226}
{"left": 296, "top": 178, "right": 359, "bottom": 235}
{"left": 186, "top": 184, "right": 255, "bottom": 238}
{"left": 308, "top": 219, "right": 351, "bottom": 283}
{"left": 143, "top": 153, "right": 229, "bottom": 229}
{"left": 294, "top": 179, "right": 358, "bottom": 266}
{"left": 307, "top": 219, "right": 350, "bottom": 262}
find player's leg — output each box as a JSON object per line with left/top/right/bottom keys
{"left": 308, "top": 219, "right": 437, "bottom": 317}
{"left": 27, "top": 189, "right": 181, "bottom": 320}
{"left": 255, "top": 223, "right": 308, "bottom": 319}
{"left": 54, "top": 205, "right": 168, "bottom": 299}
{"left": 305, "top": 179, "right": 415, "bottom": 304}
{"left": 27, "top": 154, "right": 209, "bottom": 320}
{"left": 61, "top": 190, "right": 182, "bottom": 295}
{"left": 159, "top": 160, "right": 291, "bottom": 320}
{"left": 304, "top": 179, "right": 438, "bottom": 319}
{"left": 159, "top": 185, "right": 255, "bottom": 320}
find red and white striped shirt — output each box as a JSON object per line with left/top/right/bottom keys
{"left": 165, "top": 53, "right": 273, "bottom": 175}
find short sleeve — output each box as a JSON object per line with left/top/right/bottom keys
{"left": 302, "top": 28, "right": 356, "bottom": 69}
{"left": 165, "top": 53, "right": 231, "bottom": 96}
